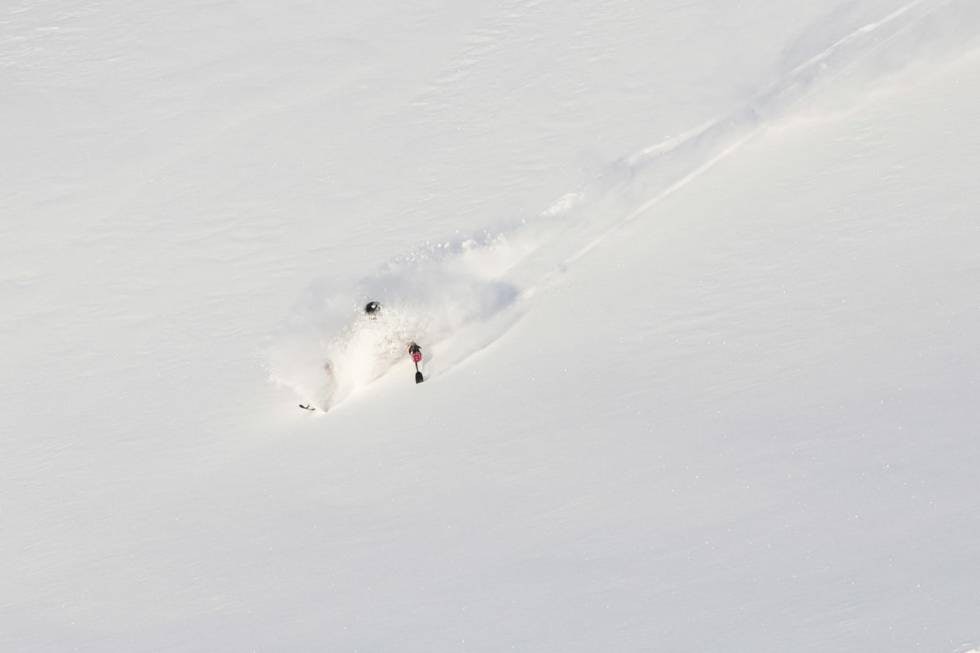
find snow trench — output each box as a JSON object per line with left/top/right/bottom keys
{"left": 267, "top": 0, "right": 979, "bottom": 411}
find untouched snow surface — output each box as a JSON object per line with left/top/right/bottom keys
{"left": 3, "top": 0, "right": 979, "bottom": 650}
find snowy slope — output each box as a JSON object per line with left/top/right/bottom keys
{"left": 2, "top": 0, "right": 979, "bottom": 651}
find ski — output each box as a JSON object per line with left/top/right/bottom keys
{"left": 298, "top": 404, "right": 316, "bottom": 411}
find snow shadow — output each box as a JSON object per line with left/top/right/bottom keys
{"left": 530, "top": 0, "right": 980, "bottom": 276}
{"left": 269, "top": 0, "right": 978, "bottom": 412}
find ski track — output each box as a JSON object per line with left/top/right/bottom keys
{"left": 271, "top": 0, "right": 979, "bottom": 410}
{"left": 535, "top": 0, "right": 975, "bottom": 285}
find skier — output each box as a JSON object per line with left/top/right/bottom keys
{"left": 408, "top": 341, "right": 424, "bottom": 384}
{"left": 363, "top": 301, "right": 425, "bottom": 383}
{"left": 303, "top": 301, "right": 426, "bottom": 410}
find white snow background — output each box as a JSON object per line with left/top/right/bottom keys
{"left": 2, "top": 0, "right": 979, "bottom": 650}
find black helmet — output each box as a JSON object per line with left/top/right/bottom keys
{"left": 364, "top": 301, "right": 382, "bottom": 316}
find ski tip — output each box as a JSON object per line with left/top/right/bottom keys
{"left": 415, "top": 372, "right": 424, "bottom": 384}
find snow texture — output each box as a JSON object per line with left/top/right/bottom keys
{"left": 2, "top": 0, "right": 979, "bottom": 650}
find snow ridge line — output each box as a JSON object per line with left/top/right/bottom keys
{"left": 543, "top": 0, "right": 965, "bottom": 274}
